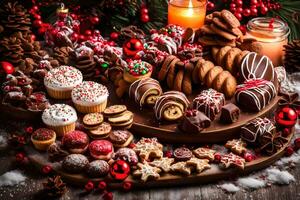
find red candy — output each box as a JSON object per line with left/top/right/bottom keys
{"left": 42, "top": 165, "right": 52, "bottom": 174}
{"left": 98, "top": 181, "right": 107, "bottom": 190}
{"left": 85, "top": 181, "right": 94, "bottom": 192}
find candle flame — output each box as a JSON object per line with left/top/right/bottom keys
{"left": 186, "top": 0, "right": 194, "bottom": 16}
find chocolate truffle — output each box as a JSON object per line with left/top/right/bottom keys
{"left": 220, "top": 103, "right": 240, "bottom": 123}
{"left": 129, "top": 77, "right": 163, "bottom": 107}
{"left": 87, "top": 160, "right": 110, "bottom": 177}
{"left": 179, "top": 109, "right": 211, "bottom": 133}
{"left": 113, "top": 147, "right": 138, "bottom": 166}
{"left": 235, "top": 79, "right": 277, "bottom": 112}
{"left": 240, "top": 117, "right": 276, "bottom": 144}
{"left": 62, "top": 154, "right": 89, "bottom": 174}
{"left": 192, "top": 89, "right": 225, "bottom": 120}
{"left": 239, "top": 52, "right": 275, "bottom": 82}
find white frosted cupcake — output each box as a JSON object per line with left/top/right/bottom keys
{"left": 44, "top": 66, "right": 83, "bottom": 99}
{"left": 71, "top": 81, "right": 109, "bottom": 113}
{"left": 42, "top": 104, "right": 78, "bottom": 137}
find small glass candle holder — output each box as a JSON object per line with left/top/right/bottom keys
{"left": 168, "top": 0, "right": 207, "bottom": 30}
{"left": 246, "top": 17, "right": 290, "bottom": 67}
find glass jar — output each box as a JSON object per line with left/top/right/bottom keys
{"left": 246, "top": 17, "right": 290, "bottom": 67}
{"left": 168, "top": 0, "right": 207, "bottom": 30}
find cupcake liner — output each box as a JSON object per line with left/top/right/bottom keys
{"left": 31, "top": 135, "right": 56, "bottom": 151}
{"left": 74, "top": 100, "right": 107, "bottom": 114}
{"left": 47, "top": 123, "right": 76, "bottom": 137}
{"left": 46, "top": 87, "right": 72, "bottom": 99}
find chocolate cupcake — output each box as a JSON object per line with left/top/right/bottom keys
{"left": 62, "top": 154, "right": 89, "bottom": 174}
{"left": 86, "top": 160, "right": 110, "bottom": 177}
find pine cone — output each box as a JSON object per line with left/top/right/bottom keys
{"left": 53, "top": 47, "right": 72, "bottom": 65}
{"left": 43, "top": 175, "right": 67, "bottom": 197}
{"left": 284, "top": 40, "right": 300, "bottom": 72}
{"left": 0, "top": 34, "right": 24, "bottom": 65}
{"left": 0, "top": 2, "right": 31, "bottom": 35}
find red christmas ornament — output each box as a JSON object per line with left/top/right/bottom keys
{"left": 25, "top": 126, "right": 33, "bottom": 134}
{"left": 285, "top": 146, "right": 294, "bottom": 156}
{"left": 110, "top": 32, "right": 119, "bottom": 41}
{"left": 244, "top": 152, "right": 254, "bottom": 162}
{"left": 282, "top": 128, "right": 291, "bottom": 137}
{"left": 207, "top": 1, "right": 215, "bottom": 11}
{"left": 140, "top": 14, "right": 150, "bottom": 23}
{"left": 98, "top": 181, "right": 107, "bottom": 190}
{"left": 0, "top": 61, "right": 14, "bottom": 74}
{"left": 123, "top": 38, "right": 144, "bottom": 58}
{"left": 275, "top": 107, "right": 297, "bottom": 128}
{"left": 42, "top": 165, "right": 52, "bottom": 174}
{"left": 85, "top": 181, "right": 94, "bottom": 192}
{"left": 109, "top": 160, "right": 130, "bottom": 180}
{"left": 122, "top": 181, "right": 132, "bottom": 191}
{"left": 294, "top": 138, "right": 300, "bottom": 149}
{"left": 91, "top": 16, "right": 100, "bottom": 24}
{"left": 103, "top": 191, "right": 113, "bottom": 200}
{"left": 214, "top": 153, "right": 221, "bottom": 163}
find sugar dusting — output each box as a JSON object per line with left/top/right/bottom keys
{"left": 0, "top": 170, "right": 26, "bottom": 187}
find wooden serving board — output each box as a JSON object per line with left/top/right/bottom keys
{"left": 25, "top": 130, "right": 294, "bottom": 189}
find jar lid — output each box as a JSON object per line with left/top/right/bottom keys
{"left": 247, "top": 17, "right": 290, "bottom": 41}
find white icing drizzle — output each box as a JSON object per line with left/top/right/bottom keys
{"left": 151, "top": 33, "right": 178, "bottom": 55}
{"left": 129, "top": 78, "right": 162, "bottom": 107}
{"left": 153, "top": 91, "right": 189, "bottom": 120}
{"left": 241, "top": 52, "right": 275, "bottom": 81}
{"left": 192, "top": 89, "right": 225, "bottom": 120}
{"left": 235, "top": 79, "right": 276, "bottom": 111}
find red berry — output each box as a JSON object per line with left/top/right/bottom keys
{"left": 285, "top": 146, "right": 294, "bottom": 156}
{"left": 91, "top": 16, "right": 100, "bottom": 24}
{"left": 140, "top": 14, "right": 149, "bottom": 23}
{"left": 110, "top": 32, "right": 119, "bottom": 40}
{"left": 251, "top": 0, "right": 258, "bottom": 5}
{"left": 282, "top": 128, "right": 291, "bottom": 137}
{"left": 214, "top": 153, "right": 221, "bottom": 163}
{"left": 164, "top": 150, "right": 172, "bottom": 158}
{"left": 243, "top": 9, "right": 251, "bottom": 17}
{"left": 236, "top": 7, "right": 243, "bottom": 13}
{"left": 261, "top": 6, "right": 268, "bottom": 15}
{"left": 251, "top": 7, "right": 258, "bottom": 16}
{"left": 85, "top": 30, "right": 92, "bottom": 36}
{"left": 98, "top": 181, "right": 107, "bottom": 190}
{"left": 103, "top": 191, "right": 113, "bottom": 200}
{"left": 15, "top": 153, "right": 25, "bottom": 162}
{"left": 25, "top": 126, "right": 33, "bottom": 134}
{"left": 33, "top": 20, "right": 43, "bottom": 27}
{"left": 140, "top": 8, "right": 149, "bottom": 15}
{"left": 122, "top": 181, "right": 132, "bottom": 191}
{"left": 234, "top": 12, "right": 243, "bottom": 21}
{"left": 33, "top": 6, "right": 39, "bottom": 11}
{"left": 42, "top": 165, "right": 52, "bottom": 174}
{"left": 230, "top": 3, "right": 236, "bottom": 9}
{"left": 128, "top": 143, "right": 136, "bottom": 149}
{"left": 294, "top": 138, "right": 300, "bottom": 149}
{"left": 85, "top": 181, "right": 94, "bottom": 192}
{"left": 207, "top": 2, "right": 215, "bottom": 11}
{"left": 244, "top": 152, "right": 254, "bottom": 162}
{"left": 236, "top": 0, "right": 243, "bottom": 7}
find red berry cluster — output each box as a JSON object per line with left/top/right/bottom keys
{"left": 140, "top": 6, "right": 150, "bottom": 23}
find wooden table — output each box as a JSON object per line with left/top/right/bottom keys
{"left": 0, "top": 120, "right": 299, "bottom": 200}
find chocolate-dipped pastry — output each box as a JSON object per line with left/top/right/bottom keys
{"left": 129, "top": 78, "right": 163, "bottom": 107}
{"left": 154, "top": 91, "right": 189, "bottom": 121}
{"left": 260, "top": 130, "right": 289, "bottom": 155}
{"left": 192, "top": 89, "right": 225, "bottom": 120}
{"left": 179, "top": 109, "right": 211, "bottom": 134}
{"left": 220, "top": 103, "right": 240, "bottom": 123}
{"left": 239, "top": 52, "right": 275, "bottom": 82}
{"left": 241, "top": 117, "right": 276, "bottom": 144}
{"left": 235, "top": 79, "right": 277, "bottom": 112}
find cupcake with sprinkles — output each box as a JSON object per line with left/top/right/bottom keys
{"left": 42, "top": 104, "right": 78, "bottom": 136}
{"left": 44, "top": 65, "right": 83, "bottom": 99}
{"left": 31, "top": 128, "right": 56, "bottom": 151}
{"left": 123, "top": 59, "right": 153, "bottom": 83}
{"left": 71, "top": 81, "right": 109, "bottom": 113}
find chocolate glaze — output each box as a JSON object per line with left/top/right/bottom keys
{"left": 220, "top": 103, "right": 240, "bottom": 124}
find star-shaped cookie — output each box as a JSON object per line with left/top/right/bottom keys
{"left": 186, "top": 158, "right": 211, "bottom": 173}
{"left": 170, "top": 162, "right": 191, "bottom": 175}
{"left": 134, "top": 138, "right": 163, "bottom": 161}
{"left": 133, "top": 162, "right": 162, "bottom": 182}
{"left": 149, "top": 157, "right": 175, "bottom": 173}
{"left": 225, "top": 139, "right": 247, "bottom": 155}
{"left": 220, "top": 152, "right": 246, "bottom": 170}
{"left": 193, "top": 147, "right": 216, "bottom": 162}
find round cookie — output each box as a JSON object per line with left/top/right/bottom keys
{"left": 211, "top": 47, "right": 219, "bottom": 61}
{"left": 234, "top": 50, "right": 250, "bottom": 75}
{"left": 221, "top": 10, "right": 240, "bottom": 28}
{"left": 198, "top": 60, "right": 214, "bottom": 82}
{"left": 173, "top": 70, "right": 184, "bottom": 92}
{"left": 222, "top": 76, "right": 237, "bottom": 98}
{"left": 108, "top": 110, "right": 133, "bottom": 124}
{"left": 103, "top": 105, "right": 127, "bottom": 117}
{"left": 182, "top": 63, "right": 194, "bottom": 95}
{"left": 89, "top": 122, "right": 112, "bottom": 139}
{"left": 167, "top": 58, "right": 180, "bottom": 89}
{"left": 216, "top": 46, "right": 232, "bottom": 66}
{"left": 83, "top": 112, "right": 103, "bottom": 129}
{"left": 205, "top": 66, "right": 224, "bottom": 88}
{"left": 212, "top": 17, "right": 230, "bottom": 30}
{"left": 173, "top": 147, "right": 192, "bottom": 161}
{"left": 192, "top": 58, "right": 205, "bottom": 84}
{"left": 158, "top": 55, "right": 177, "bottom": 81}
{"left": 210, "top": 24, "right": 237, "bottom": 41}
{"left": 224, "top": 48, "right": 242, "bottom": 73}
{"left": 213, "top": 70, "right": 232, "bottom": 92}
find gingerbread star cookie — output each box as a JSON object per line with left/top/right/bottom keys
{"left": 133, "top": 138, "right": 163, "bottom": 161}
{"left": 193, "top": 147, "right": 216, "bottom": 162}
{"left": 220, "top": 152, "right": 245, "bottom": 170}
{"left": 170, "top": 162, "right": 191, "bottom": 175}
{"left": 225, "top": 139, "right": 247, "bottom": 155}
{"left": 150, "top": 157, "right": 175, "bottom": 173}
{"left": 186, "top": 158, "right": 211, "bottom": 173}
{"left": 133, "top": 162, "right": 161, "bottom": 182}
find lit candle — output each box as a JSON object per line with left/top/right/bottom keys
{"left": 246, "top": 17, "right": 290, "bottom": 67}
{"left": 168, "top": 0, "right": 207, "bottom": 30}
